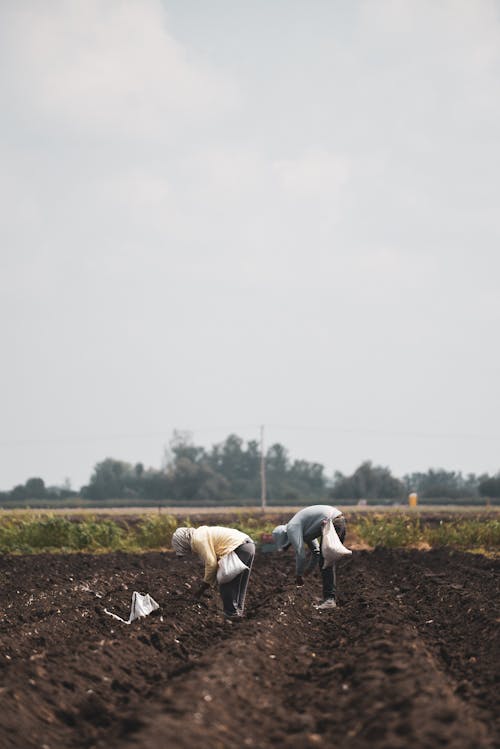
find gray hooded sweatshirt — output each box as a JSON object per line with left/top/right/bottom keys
{"left": 272, "top": 504, "right": 342, "bottom": 576}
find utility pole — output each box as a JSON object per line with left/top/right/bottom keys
{"left": 260, "top": 424, "right": 267, "bottom": 511}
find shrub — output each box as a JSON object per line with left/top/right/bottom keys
{"left": 355, "top": 514, "right": 422, "bottom": 548}
{"left": 426, "top": 520, "right": 500, "bottom": 550}
{"left": 134, "top": 514, "right": 178, "bottom": 549}
{"left": 15, "top": 516, "right": 75, "bottom": 551}
{"left": 0, "top": 515, "right": 126, "bottom": 553}
{"left": 232, "top": 513, "right": 277, "bottom": 541}
{"left": 71, "top": 520, "right": 125, "bottom": 550}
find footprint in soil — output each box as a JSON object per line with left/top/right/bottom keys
{"left": 111, "top": 679, "right": 132, "bottom": 693}
{"left": 77, "top": 693, "right": 111, "bottom": 727}
{"left": 150, "top": 632, "right": 164, "bottom": 651}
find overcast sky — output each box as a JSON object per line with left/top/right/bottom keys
{"left": 1, "top": 0, "right": 499, "bottom": 491}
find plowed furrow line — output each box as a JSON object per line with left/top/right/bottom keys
{"left": 116, "top": 554, "right": 495, "bottom": 749}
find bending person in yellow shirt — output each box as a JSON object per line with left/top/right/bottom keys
{"left": 171, "top": 525, "right": 255, "bottom": 621}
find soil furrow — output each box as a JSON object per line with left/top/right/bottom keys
{"left": 0, "top": 548, "right": 498, "bottom": 749}
{"left": 115, "top": 551, "right": 496, "bottom": 749}
{"left": 365, "top": 549, "right": 500, "bottom": 736}
{"left": 0, "top": 552, "right": 250, "bottom": 748}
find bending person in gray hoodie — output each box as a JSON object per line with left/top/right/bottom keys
{"left": 272, "top": 505, "right": 346, "bottom": 610}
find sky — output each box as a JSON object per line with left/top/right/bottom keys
{"left": 1, "top": 0, "right": 499, "bottom": 491}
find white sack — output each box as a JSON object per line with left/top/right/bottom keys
{"left": 321, "top": 519, "right": 352, "bottom": 568}
{"left": 104, "top": 591, "right": 159, "bottom": 624}
{"left": 217, "top": 551, "right": 249, "bottom": 585}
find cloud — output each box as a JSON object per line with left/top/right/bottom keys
{"left": 273, "top": 150, "right": 351, "bottom": 201}
{"left": 1, "top": 0, "right": 500, "bottom": 488}
{"left": 0, "top": 0, "right": 239, "bottom": 138}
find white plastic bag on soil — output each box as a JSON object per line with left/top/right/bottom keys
{"left": 104, "top": 592, "right": 159, "bottom": 624}
{"left": 321, "top": 519, "right": 352, "bottom": 568}
{"left": 216, "top": 551, "right": 249, "bottom": 585}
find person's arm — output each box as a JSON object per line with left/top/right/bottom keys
{"left": 304, "top": 539, "right": 320, "bottom": 574}
{"left": 286, "top": 521, "right": 308, "bottom": 581}
{"left": 201, "top": 554, "right": 218, "bottom": 586}
{"left": 191, "top": 529, "right": 219, "bottom": 587}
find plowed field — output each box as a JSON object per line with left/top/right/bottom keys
{"left": 0, "top": 547, "right": 498, "bottom": 748}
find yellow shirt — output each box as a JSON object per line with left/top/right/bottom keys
{"left": 191, "top": 526, "right": 250, "bottom": 585}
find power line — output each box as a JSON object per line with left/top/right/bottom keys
{"left": 0, "top": 425, "right": 261, "bottom": 447}
{"left": 266, "top": 424, "right": 500, "bottom": 442}
{"left": 1, "top": 423, "right": 500, "bottom": 448}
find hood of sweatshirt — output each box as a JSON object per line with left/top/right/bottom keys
{"left": 272, "top": 524, "right": 289, "bottom": 550}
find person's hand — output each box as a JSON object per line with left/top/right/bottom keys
{"left": 194, "top": 581, "right": 210, "bottom": 598}
{"left": 295, "top": 575, "right": 304, "bottom": 587}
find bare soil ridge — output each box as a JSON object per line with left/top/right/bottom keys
{"left": 0, "top": 548, "right": 498, "bottom": 748}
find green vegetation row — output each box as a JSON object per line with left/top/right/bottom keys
{"left": 0, "top": 514, "right": 179, "bottom": 554}
{"left": 0, "top": 512, "right": 499, "bottom": 554}
{"left": 354, "top": 514, "right": 500, "bottom": 552}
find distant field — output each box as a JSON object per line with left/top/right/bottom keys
{"left": 2, "top": 503, "right": 499, "bottom": 516}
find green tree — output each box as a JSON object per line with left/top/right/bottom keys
{"left": 331, "top": 461, "right": 404, "bottom": 500}
{"left": 479, "top": 473, "right": 500, "bottom": 498}
{"left": 10, "top": 484, "right": 28, "bottom": 501}
{"left": 289, "top": 460, "right": 325, "bottom": 495}
{"left": 167, "top": 457, "right": 230, "bottom": 502}
{"left": 82, "top": 458, "right": 134, "bottom": 500}
{"left": 168, "top": 430, "right": 206, "bottom": 464}
{"left": 207, "top": 435, "right": 261, "bottom": 498}
{"left": 24, "top": 477, "right": 46, "bottom": 499}
{"left": 404, "top": 469, "right": 483, "bottom": 499}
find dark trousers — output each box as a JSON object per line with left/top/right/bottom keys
{"left": 219, "top": 541, "right": 255, "bottom": 616}
{"left": 319, "top": 517, "right": 346, "bottom": 601}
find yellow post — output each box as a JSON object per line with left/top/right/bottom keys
{"left": 408, "top": 492, "right": 418, "bottom": 508}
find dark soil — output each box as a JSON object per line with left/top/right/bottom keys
{"left": 0, "top": 547, "right": 498, "bottom": 749}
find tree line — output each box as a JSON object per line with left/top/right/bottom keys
{"left": 1, "top": 432, "right": 500, "bottom": 506}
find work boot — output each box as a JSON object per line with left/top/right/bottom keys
{"left": 316, "top": 598, "right": 337, "bottom": 610}
{"left": 224, "top": 612, "right": 244, "bottom": 622}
